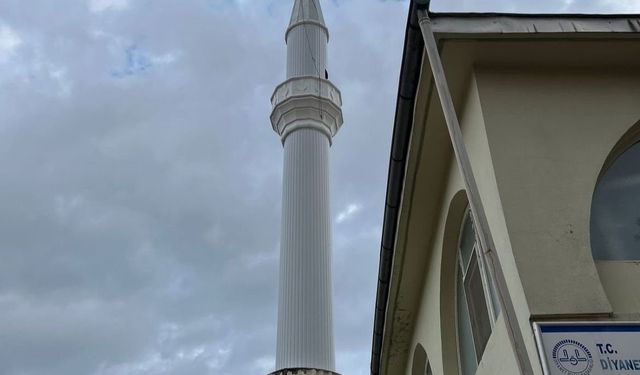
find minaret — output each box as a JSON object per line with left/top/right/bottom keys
{"left": 269, "top": 0, "right": 343, "bottom": 374}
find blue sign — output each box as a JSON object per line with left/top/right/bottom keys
{"left": 534, "top": 322, "right": 640, "bottom": 375}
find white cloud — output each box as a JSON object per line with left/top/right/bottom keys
{"left": 336, "top": 203, "right": 362, "bottom": 224}
{"left": 54, "top": 194, "right": 85, "bottom": 221}
{"left": 600, "top": 0, "right": 640, "bottom": 12}
{"left": 0, "top": 24, "right": 21, "bottom": 64}
{"left": 0, "top": 25, "right": 73, "bottom": 97}
{"left": 252, "top": 355, "right": 276, "bottom": 373}
{"left": 150, "top": 51, "right": 178, "bottom": 66}
{"left": 88, "top": 0, "right": 130, "bottom": 13}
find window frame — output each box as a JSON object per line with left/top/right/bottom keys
{"left": 455, "top": 208, "right": 499, "bottom": 374}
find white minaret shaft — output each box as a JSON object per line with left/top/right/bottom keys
{"left": 269, "top": 0, "right": 343, "bottom": 374}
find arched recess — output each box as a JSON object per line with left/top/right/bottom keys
{"left": 590, "top": 120, "right": 640, "bottom": 311}
{"left": 591, "top": 120, "right": 640, "bottom": 260}
{"left": 411, "top": 343, "right": 427, "bottom": 375}
{"left": 439, "top": 190, "right": 468, "bottom": 375}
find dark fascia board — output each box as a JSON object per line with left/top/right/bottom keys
{"left": 430, "top": 12, "right": 640, "bottom": 36}
{"left": 431, "top": 11, "right": 640, "bottom": 18}
{"left": 370, "top": 4, "right": 640, "bottom": 375}
{"left": 370, "top": 1, "right": 424, "bottom": 375}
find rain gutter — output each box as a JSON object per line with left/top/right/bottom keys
{"left": 370, "top": 1, "right": 427, "bottom": 374}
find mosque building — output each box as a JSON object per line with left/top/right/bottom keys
{"left": 371, "top": 1, "right": 640, "bottom": 375}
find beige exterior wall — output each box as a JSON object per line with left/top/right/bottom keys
{"left": 477, "top": 65, "right": 640, "bottom": 317}
{"left": 387, "top": 39, "right": 640, "bottom": 375}
{"left": 406, "top": 71, "right": 526, "bottom": 375}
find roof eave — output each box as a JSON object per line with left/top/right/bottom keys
{"left": 429, "top": 13, "right": 640, "bottom": 37}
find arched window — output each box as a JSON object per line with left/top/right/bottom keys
{"left": 412, "top": 344, "right": 427, "bottom": 375}
{"left": 411, "top": 343, "right": 434, "bottom": 375}
{"left": 591, "top": 141, "right": 640, "bottom": 260}
{"left": 456, "top": 210, "right": 500, "bottom": 374}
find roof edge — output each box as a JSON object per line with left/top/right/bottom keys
{"left": 429, "top": 12, "right": 640, "bottom": 36}
{"left": 370, "top": 1, "right": 424, "bottom": 375}
{"left": 430, "top": 11, "right": 640, "bottom": 18}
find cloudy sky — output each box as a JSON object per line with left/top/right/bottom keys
{"left": 0, "top": 0, "right": 639, "bottom": 374}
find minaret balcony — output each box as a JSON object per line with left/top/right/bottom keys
{"left": 269, "top": 368, "right": 341, "bottom": 375}
{"left": 270, "top": 76, "right": 344, "bottom": 143}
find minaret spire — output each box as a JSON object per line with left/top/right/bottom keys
{"left": 285, "top": 0, "right": 329, "bottom": 81}
{"left": 289, "top": 0, "right": 325, "bottom": 26}
{"left": 269, "top": 0, "right": 343, "bottom": 374}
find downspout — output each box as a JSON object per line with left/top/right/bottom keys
{"left": 417, "top": 7, "right": 535, "bottom": 375}
{"left": 370, "top": 1, "right": 424, "bottom": 375}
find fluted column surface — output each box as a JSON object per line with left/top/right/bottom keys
{"left": 276, "top": 128, "right": 335, "bottom": 371}
{"left": 270, "top": 369, "right": 340, "bottom": 375}
{"left": 287, "top": 25, "right": 327, "bottom": 78}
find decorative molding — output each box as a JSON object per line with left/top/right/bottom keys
{"left": 271, "top": 76, "right": 343, "bottom": 144}
{"left": 271, "top": 76, "right": 342, "bottom": 108}
{"left": 286, "top": 20, "right": 330, "bottom": 42}
{"left": 270, "top": 368, "right": 341, "bottom": 375}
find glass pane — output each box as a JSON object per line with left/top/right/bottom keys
{"left": 591, "top": 142, "right": 640, "bottom": 260}
{"left": 457, "top": 264, "right": 478, "bottom": 375}
{"left": 459, "top": 212, "right": 476, "bottom": 272}
{"left": 426, "top": 363, "right": 433, "bottom": 375}
{"left": 487, "top": 267, "right": 502, "bottom": 320}
{"left": 464, "top": 252, "right": 492, "bottom": 362}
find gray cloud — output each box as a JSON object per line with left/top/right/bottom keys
{"left": 0, "top": 0, "right": 637, "bottom": 374}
